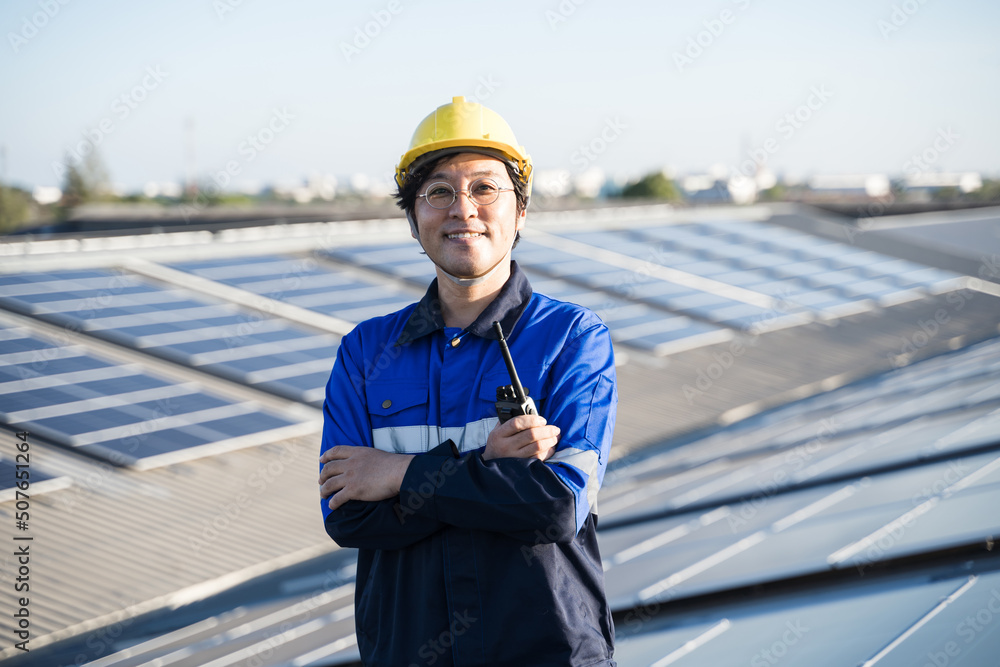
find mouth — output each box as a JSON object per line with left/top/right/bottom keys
{"left": 445, "top": 232, "right": 485, "bottom": 240}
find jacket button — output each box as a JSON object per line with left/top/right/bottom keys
{"left": 381, "top": 399, "right": 392, "bottom": 409}
{"left": 450, "top": 337, "right": 460, "bottom": 347}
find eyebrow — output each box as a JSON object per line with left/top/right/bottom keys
{"left": 427, "top": 169, "right": 502, "bottom": 180}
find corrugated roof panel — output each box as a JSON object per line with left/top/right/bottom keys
{"left": 0, "top": 436, "right": 330, "bottom": 654}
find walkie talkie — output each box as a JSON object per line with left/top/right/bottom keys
{"left": 492, "top": 321, "right": 538, "bottom": 423}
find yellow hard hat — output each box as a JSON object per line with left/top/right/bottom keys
{"left": 395, "top": 96, "right": 532, "bottom": 196}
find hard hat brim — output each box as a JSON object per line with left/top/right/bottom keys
{"left": 396, "top": 143, "right": 532, "bottom": 194}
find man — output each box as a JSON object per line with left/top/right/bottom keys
{"left": 319, "top": 96, "right": 617, "bottom": 666}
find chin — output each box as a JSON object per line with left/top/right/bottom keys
{"left": 442, "top": 265, "right": 479, "bottom": 279}
{"left": 440, "top": 254, "right": 485, "bottom": 276}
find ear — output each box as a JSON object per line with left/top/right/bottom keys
{"left": 407, "top": 211, "right": 419, "bottom": 239}
{"left": 514, "top": 207, "right": 527, "bottom": 233}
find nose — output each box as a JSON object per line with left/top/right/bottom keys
{"left": 448, "top": 188, "right": 479, "bottom": 217}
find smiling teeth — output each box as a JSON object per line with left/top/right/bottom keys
{"left": 448, "top": 233, "right": 482, "bottom": 239}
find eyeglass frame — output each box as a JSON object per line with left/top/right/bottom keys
{"left": 416, "top": 177, "right": 515, "bottom": 209}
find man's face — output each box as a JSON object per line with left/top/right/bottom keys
{"left": 412, "top": 153, "right": 525, "bottom": 281}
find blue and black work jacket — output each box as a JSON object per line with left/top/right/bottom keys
{"left": 321, "top": 261, "right": 617, "bottom": 666}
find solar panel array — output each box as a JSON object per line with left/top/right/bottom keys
{"left": 522, "top": 271, "right": 730, "bottom": 354}
{"left": 525, "top": 222, "right": 961, "bottom": 328}
{"left": 167, "top": 255, "right": 416, "bottom": 326}
{"left": 513, "top": 237, "right": 781, "bottom": 330}
{"left": 599, "top": 337, "right": 1000, "bottom": 610}
{"left": 0, "top": 317, "right": 305, "bottom": 468}
{"left": 565, "top": 220, "right": 959, "bottom": 311}
{"left": 323, "top": 219, "right": 962, "bottom": 349}
{"left": 0, "top": 268, "right": 338, "bottom": 405}
{"left": 613, "top": 569, "right": 1000, "bottom": 666}
{"left": 81, "top": 582, "right": 361, "bottom": 667}
{"left": 320, "top": 243, "right": 437, "bottom": 285}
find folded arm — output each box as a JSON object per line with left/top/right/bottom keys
{"left": 320, "top": 320, "right": 616, "bottom": 548}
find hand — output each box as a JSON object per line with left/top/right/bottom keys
{"left": 483, "top": 415, "right": 560, "bottom": 462}
{"left": 320, "top": 446, "right": 414, "bottom": 512}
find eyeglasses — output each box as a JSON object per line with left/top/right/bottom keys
{"left": 417, "top": 178, "right": 514, "bottom": 209}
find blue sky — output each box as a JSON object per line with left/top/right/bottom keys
{"left": 2, "top": 0, "right": 998, "bottom": 191}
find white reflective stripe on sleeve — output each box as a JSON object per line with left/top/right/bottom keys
{"left": 547, "top": 447, "right": 601, "bottom": 516}
{"left": 372, "top": 425, "right": 428, "bottom": 454}
{"left": 372, "top": 417, "right": 500, "bottom": 454}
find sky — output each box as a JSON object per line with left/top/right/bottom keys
{"left": 1, "top": 0, "right": 998, "bottom": 192}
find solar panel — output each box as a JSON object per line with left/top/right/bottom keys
{"left": 514, "top": 237, "right": 781, "bottom": 330}
{"left": 319, "top": 244, "right": 438, "bottom": 287}
{"left": 85, "top": 583, "right": 360, "bottom": 667}
{"left": 601, "top": 337, "right": 1000, "bottom": 524}
{"left": 614, "top": 571, "right": 1000, "bottom": 667}
{"left": 598, "top": 338, "right": 1000, "bottom": 610}
{"left": 602, "top": 452, "right": 1000, "bottom": 607}
{"left": 0, "top": 319, "right": 311, "bottom": 468}
{"left": 0, "top": 453, "right": 72, "bottom": 503}
{"left": 167, "top": 254, "right": 416, "bottom": 323}
{"left": 521, "top": 268, "right": 728, "bottom": 353}
{"left": 628, "top": 221, "right": 962, "bottom": 305}
{"left": 0, "top": 268, "right": 338, "bottom": 406}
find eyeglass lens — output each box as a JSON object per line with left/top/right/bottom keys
{"left": 423, "top": 178, "right": 503, "bottom": 209}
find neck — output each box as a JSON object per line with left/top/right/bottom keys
{"left": 437, "top": 261, "right": 512, "bottom": 329}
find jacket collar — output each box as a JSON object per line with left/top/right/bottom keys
{"left": 395, "top": 261, "right": 533, "bottom": 346}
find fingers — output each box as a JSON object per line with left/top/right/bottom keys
{"left": 328, "top": 490, "right": 348, "bottom": 512}
{"left": 318, "top": 458, "right": 343, "bottom": 485}
{"left": 319, "top": 463, "right": 344, "bottom": 497}
{"left": 319, "top": 447, "right": 411, "bottom": 509}
{"left": 503, "top": 414, "right": 549, "bottom": 432}
{"left": 512, "top": 424, "right": 560, "bottom": 448}
{"left": 496, "top": 415, "right": 558, "bottom": 444}
{"left": 486, "top": 421, "right": 561, "bottom": 461}
{"left": 318, "top": 445, "right": 371, "bottom": 486}
{"left": 319, "top": 445, "right": 352, "bottom": 464}
{"left": 513, "top": 428, "right": 560, "bottom": 460}
{"left": 320, "top": 460, "right": 357, "bottom": 510}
